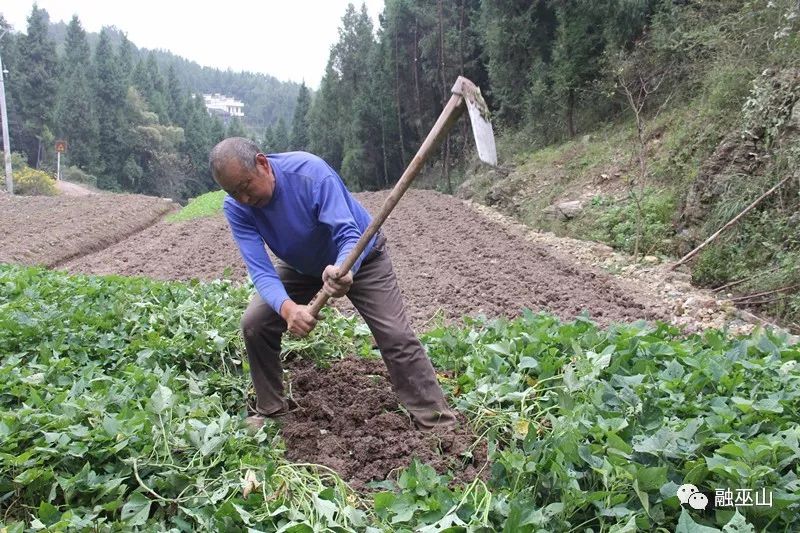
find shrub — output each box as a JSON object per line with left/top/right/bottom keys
{"left": 591, "top": 190, "right": 676, "bottom": 255}
{"left": 62, "top": 165, "right": 98, "bottom": 187}
{"left": 13, "top": 167, "right": 58, "bottom": 196}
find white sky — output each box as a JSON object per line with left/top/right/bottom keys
{"left": 2, "top": 1, "right": 385, "bottom": 88}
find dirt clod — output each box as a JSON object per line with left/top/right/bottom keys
{"left": 280, "top": 356, "right": 488, "bottom": 490}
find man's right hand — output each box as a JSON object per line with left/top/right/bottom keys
{"left": 279, "top": 300, "right": 317, "bottom": 337}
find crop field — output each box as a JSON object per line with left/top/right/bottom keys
{"left": 1, "top": 191, "right": 798, "bottom": 531}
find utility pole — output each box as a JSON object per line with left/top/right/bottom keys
{"left": 0, "top": 29, "right": 13, "bottom": 194}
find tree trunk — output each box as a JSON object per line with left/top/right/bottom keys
{"left": 566, "top": 88, "right": 576, "bottom": 138}
{"left": 394, "top": 28, "right": 406, "bottom": 168}
{"left": 413, "top": 16, "right": 421, "bottom": 126}
{"left": 380, "top": 107, "right": 389, "bottom": 187}
{"left": 438, "top": 0, "right": 451, "bottom": 193}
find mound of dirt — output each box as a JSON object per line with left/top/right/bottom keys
{"left": 65, "top": 214, "right": 249, "bottom": 282}
{"left": 0, "top": 192, "right": 177, "bottom": 268}
{"left": 279, "top": 356, "right": 488, "bottom": 490}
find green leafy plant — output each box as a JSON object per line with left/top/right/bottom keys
{"left": 591, "top": 190, "right": 676, "bottom": 256}
{"left": 2, "top": 266, "right": 798, "bottom": 530}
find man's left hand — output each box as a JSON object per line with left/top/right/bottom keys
{"left": 322, "top": 265, "right": 353, "bottom": 298}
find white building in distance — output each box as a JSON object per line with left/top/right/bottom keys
{"left": 202, "top": 93, "right": 245, "bottom": 119}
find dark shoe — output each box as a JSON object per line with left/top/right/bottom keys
{"left": 245, "top": 399, "right": 300, "bottom": 432}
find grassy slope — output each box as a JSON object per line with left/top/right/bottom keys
{"left": 463, "top": 0, "right": 800, "bottom": 328}
{"left": 166, "top": 190, "right": 226, "bottom": 222}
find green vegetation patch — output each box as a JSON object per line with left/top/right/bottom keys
{"left": 1, "top": 266, "right": 799, "bottom": 530}
{"left": 166, "top": 190, "right": 227, "bottom": 222}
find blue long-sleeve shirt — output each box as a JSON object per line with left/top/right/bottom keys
{"left": 223, "top": 152, "right": 376, "bottom": 314}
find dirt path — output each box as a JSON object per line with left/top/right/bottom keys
{"left": 55, "top": 180, "right": 96, "bottom": 196}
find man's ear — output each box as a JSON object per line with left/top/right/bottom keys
{"left": 255, "top": 153, "right": 269, "bottom": 168}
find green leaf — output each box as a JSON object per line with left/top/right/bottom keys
{"left": 609, "top": 516, "right": 638, "bottom": 533}
{"left": 149, "top": 384, "right": 174, "bottom": 414}
{"left": 121, "top": 492, "right": 152, "bottom": 526}
{"left": 722, "top": 510, "right": 755, "bottom": 533}
{"left": 486, "top": 342, "right": 513, "bottom": 357}
{"left": 14, "top": 467, "right": 51, "bottom": 485}
{"left": 633, "top": 478, "right": 649, "bottom": 515}
{"left": 312, "top": 494, "right": 337, "bottom": 523}
{"left": 373, "top": 491, "right": 396, "bottom": 511}
{"left": 675, "top": 509, "right": 722, "bottom": 533}
{"left": 661, "top": 359, "right": 685, "bottom": 380}
{"left": 37, "top": 501, "right": 61, "bottom": 527}
{"left": 635, "top": 466, "right": 668, "bottom": 491}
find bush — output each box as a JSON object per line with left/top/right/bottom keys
{"left": 62, "top": 165, "right": 98, "bottom": 187}
{"left": 591, "top": 190, "right": 676, "bottom": 255}
{"left": 13, "top": 167, "right": 58, "bottom": 196}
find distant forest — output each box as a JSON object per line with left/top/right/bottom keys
{"left": 2, "top": 1, "right": 724, "bottom": 199}
{"left": 0, "top": 7, "right": 299, "bottom": 200}
{"left": 302, "top": 0, "right": 665, "bottom": 193}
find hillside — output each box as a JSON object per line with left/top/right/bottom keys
{"left": 456, "top": 0, "right": 800, "bottom": 332}
{"left": 49, "top": 22, "right": 300, "bottom": 131}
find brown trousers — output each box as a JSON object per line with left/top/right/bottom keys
{"left": 240, "top": 234, "right": 456, "bottom": 430}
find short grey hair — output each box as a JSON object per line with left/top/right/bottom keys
{"left": 209, "top": 137, "right": 262, "bottom": 182}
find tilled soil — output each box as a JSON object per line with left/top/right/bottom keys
{"left": 279, "top": 356, "right": 488, "bottom": 490}
{"left": 0, "top": 191, "right": 177, "bottom": 268}
{"left": 60, "top": 189, "right": 667, "bottom": 328}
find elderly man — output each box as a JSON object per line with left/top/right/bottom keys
{"left": 209, "top": 137, "right": 456, "bottom": 431}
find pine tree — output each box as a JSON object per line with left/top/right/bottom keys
{"left": 480, "top": 0, "right": 557, "bottom": 127}
{"left": 54, "top": 15, "right": 99, "bottom": 171}
{"left": 308, "top": 62, "right": 344, "bottom": 168}
{"left": 551, "top": 0, "right": 608, "bottom": 137}
{"left": 310, "top": 3, "right": 380, "bottom": 190}
{"left": 182, "top": 95, "right": 214, "bottom": 194}
{"left": 117, "top": 33, "right": 134, "bottom": 82}
{"left": 165, "top": 65, "right": 185, "bottom": 125}
{"left": 93, "top": 29, "right": 129, "bottom": 188}
{"left": 225, "top": 117, "right": 248, "bottom": 139}
{"left": 269, "top": 118, "right": 289, "bottom": 152}
{"left": 15, "top": 6, "right": 58, "bottom": 167}
{"left": 145, "top": 53, "right": 169, "bottom": 122}
{"left": 289, "top": 82, "right": 311, "bottom": 151}
{"left": 1, "top": 15, "right": 25, "bottom": 158}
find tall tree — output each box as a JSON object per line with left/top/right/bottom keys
{"left": 54, "top": 15, "right": 98, "bottom": 170}
{"left": 551, "top": 0, "right": 609, "bottom": 137}
{"left": 182, "top": 95, "right": 214, "bottom": 194}
{"left": 480, "top": 0, "right": 557, "bottom": 127}
{"left": 289, "top": 82, "right": 311, "bottom": 151}
{"left": 15, "top": 6, "right": 58, "bottom": 167}
{"left": 1, "top": 15, "right": 24, "bottom": 158}
{"left": 225, "top": 117, "right": 248, "bottom": 139}
{"left": 308, "top": 61, "right": 344, "bottom": 168}
{"left": 117, "top": 33, "right": 134, "bottom": 82}
{"left": 164, "top": 64, "right": 185, "bottom": 125}
{"left": 267, "top": 117, "right": 289, "bottom": 152}
{"left": 145, "top": 52, "right": 169, "bottom": 122}
{"left": 93, "top": 28, "right": 129, "bottom": 188}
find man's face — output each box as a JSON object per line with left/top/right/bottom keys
{"left": 218, "top": 153, "right": 275, "bottom": 208}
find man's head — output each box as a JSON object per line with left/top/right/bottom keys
{"left": 209, "top": 137, "right": 275, "bottom": 207}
